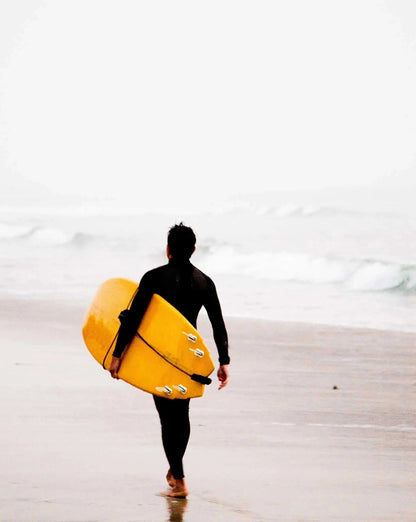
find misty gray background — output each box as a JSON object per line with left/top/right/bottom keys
{"left": 1, "top": 0, "right": 415, "bottom": 207}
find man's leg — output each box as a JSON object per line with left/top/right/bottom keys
{"left": 153, "top": 395, "right": 190, "bottom": 496}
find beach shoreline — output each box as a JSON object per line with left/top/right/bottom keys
{"left": 1, "top": 296, "right": 415, "bottom": 521}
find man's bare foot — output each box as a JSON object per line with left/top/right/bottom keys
{"left": 166, "top": 469, "right": 176, "bottom": 488}
{"left": 164, "top": 478, "right": 188, "bottom": 498}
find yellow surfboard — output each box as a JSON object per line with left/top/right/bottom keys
{"left": 82, "top": 278, "right": 215, "bottom": 399}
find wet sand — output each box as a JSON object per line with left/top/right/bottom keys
{"left": 1, "top": 298, "right": 415, "bottom": 521}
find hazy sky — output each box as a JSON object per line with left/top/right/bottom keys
{"left": 0, "top": 0, "right": 415, "bottom": 204}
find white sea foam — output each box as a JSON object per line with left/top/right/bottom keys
{"left": 0, "top": 222, "right": 33, "bottom": 239}
{"left": 348, "top": 262, "right": 407, "bottom": 291}
{"left": 0, "top": 221, "right": 94, "bottom": 247}
{"left": 200, "top": 244, "right": 415, "bottom": 292}
{"left": 28, "top": 227, "right": 73, "bottom": 246}
{"left": 406, "top": 269, "right": 416, "bottom": 289}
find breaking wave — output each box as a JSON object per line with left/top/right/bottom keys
{"left": 2, "top": 214, "right": 416, "bottom": 294}
{"left": 201, "top": 245, "right": 416, "bottom": 293}
{"left": 0, "top": 222, "right": 34, "bottom": 240}
{"left": 0, "top": 222, "right": 93, "bottom": 247}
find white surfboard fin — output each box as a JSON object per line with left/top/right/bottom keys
{"left": 156, "top": 385, "right": 173, "bottom": 396}
{"left": 189, "top": 348, "right": 204, "bottom": 358}
{"left": 173, "top": 384, "right": 187, "bottom": 394}
{"left": 182, "top": 331, "right": 197, "bottom": 343}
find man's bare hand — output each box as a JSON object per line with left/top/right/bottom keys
{"left": 109, "top": 357, "right": 121, "bottom": 379}
{"left": 217, "top": 364, "right": 229, "bottom": 390}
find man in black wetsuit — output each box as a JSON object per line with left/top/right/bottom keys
{"left": 109, "top": 223, "right": 230, "bottom": 498}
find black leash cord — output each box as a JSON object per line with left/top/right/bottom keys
{"left": 102, "top": 328, "right": 120, "bottom": 369}
{"left": 135, "top": 332, "right": 212, "bottom": 385}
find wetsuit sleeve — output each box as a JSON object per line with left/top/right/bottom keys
{"left": 112, "top": 272, "right": 154, "bottom": 358}
{"left": 204, "top": 278, "right": 230, "bottom": 365}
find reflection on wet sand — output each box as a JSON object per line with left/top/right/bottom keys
{"left": 165, "top": 496, "right": 188, "bottom": 522}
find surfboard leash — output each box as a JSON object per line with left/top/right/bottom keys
{"left": 135, "top": 332, "right": 212, "bottom": 385}
{"left": 102, "top": 328, "right": 120, "bottom": 369}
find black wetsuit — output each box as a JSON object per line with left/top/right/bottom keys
{"left": 113, "top": 258, "right": 229, "bottom": 479}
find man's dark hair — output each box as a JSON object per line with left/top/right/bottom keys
{"left": 167, "top": 223, "right": 196, "bottom": 260}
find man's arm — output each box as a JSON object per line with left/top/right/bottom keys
{"left": 109, "top": 273, "right": 154, "bottom": 379}
{"left": 204, "top": 278, "right": 230, "bottom": 389}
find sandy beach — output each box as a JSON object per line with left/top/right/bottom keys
{"left": 1, "top": 297, "right": 415, "bottom": 522}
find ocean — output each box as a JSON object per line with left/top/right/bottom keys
{"left": 1, "top": 187, "right": 415, "bottom": 333}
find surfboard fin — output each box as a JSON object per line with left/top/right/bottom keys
{"left": 155, "top": 385, "right": 173, "bottom": 396}
{"left": 189, "top": 348, "right": 205, "bottom": 358}
{"left": 182, "top": 331, "right": 198, "bottom": 343}
{"left": 173, "top": 384, "right": 188, "bottom": 394}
